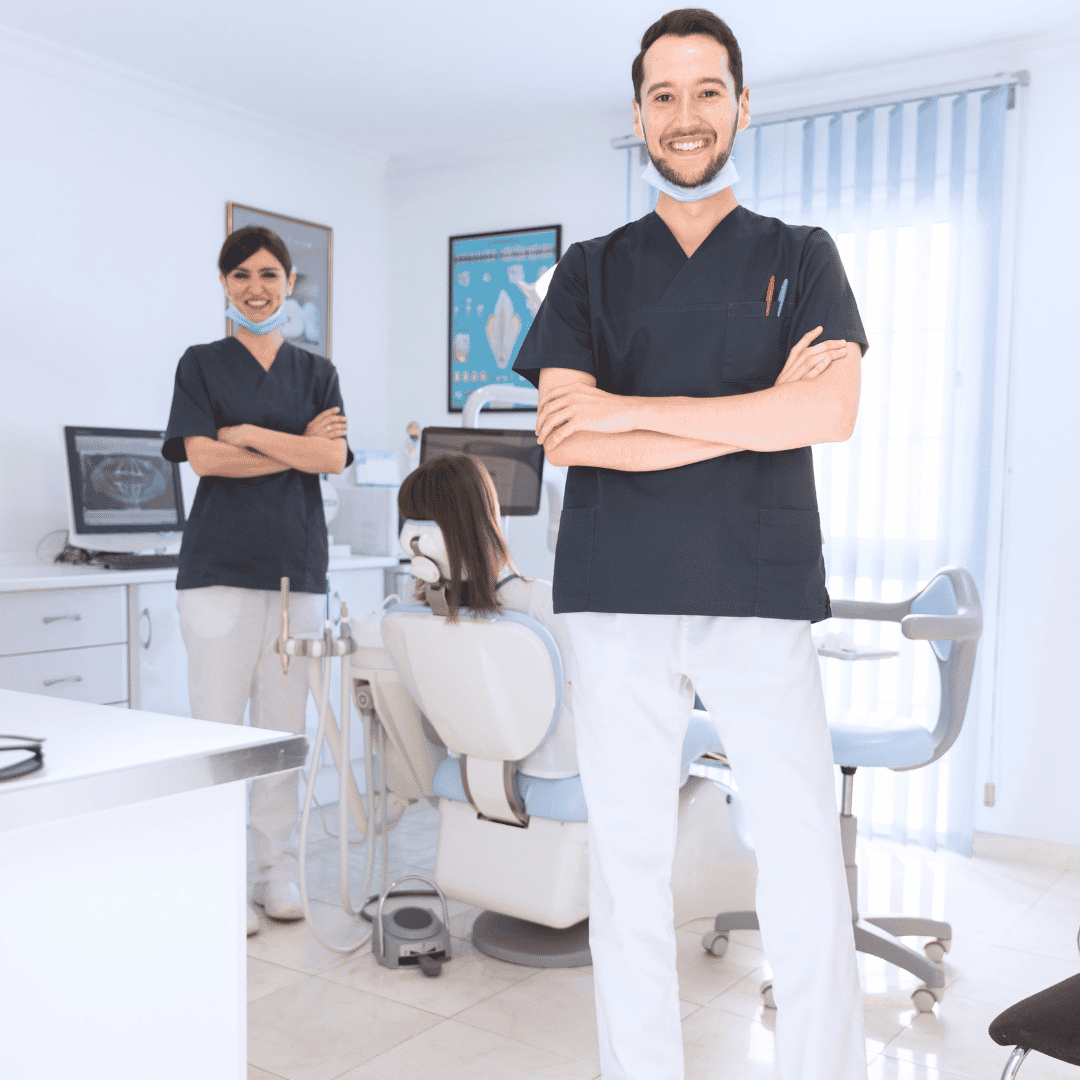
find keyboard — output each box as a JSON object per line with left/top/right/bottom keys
{"left": 96, "top": 552, "right": 180, "bottom": 570}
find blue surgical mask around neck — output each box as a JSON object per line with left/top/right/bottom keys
{"left": 225, "top": 299, "right": 290, "bottom": 335}
{"left": 638, "top": 102, "right": 741, "bottom": 204}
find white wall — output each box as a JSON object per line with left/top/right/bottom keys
{"left": 385, "top": 37, "right": 1080, "bottom": 849}
{"left": 0, "top": 29, "right": 390, "bottom": 557}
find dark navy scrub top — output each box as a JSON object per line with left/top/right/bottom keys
{"left": 163, "top": 337, "right": 353, "bottom": 595}
{"left": 513, "top": 206, "right": 868, "bottom": 621}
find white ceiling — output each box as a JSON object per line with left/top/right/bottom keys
{"left": 4, "top": 0, "right": 1078, "bottom": 157}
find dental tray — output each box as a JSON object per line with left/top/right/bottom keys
{"left": 814, "top": 632, "right": 899, "bottom": 661}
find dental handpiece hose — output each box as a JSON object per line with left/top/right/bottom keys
{"left": 295, "top": 610, "right": 383, "bottom": 954}
{"left": 279, "top": 576, "right": 381, "bottom": 953}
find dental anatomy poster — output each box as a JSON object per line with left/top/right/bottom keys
{"left": 448, "top": 225, "right": 561, "bottom": 412}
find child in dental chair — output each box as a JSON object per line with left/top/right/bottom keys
{"left": 397, "top": 452, "right": 578, "bottom": 781}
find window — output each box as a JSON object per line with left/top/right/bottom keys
{"left": 620, "top": 77, "right": 1023, "bottom": 851}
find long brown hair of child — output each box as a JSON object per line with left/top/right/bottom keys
{"left": 397, "top": 452, "right": 519, "bottom": 618}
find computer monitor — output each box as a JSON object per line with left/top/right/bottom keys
{"left": 419, "top": 427, "right": 544, "bottom": 516}
{"left": 63, "top": 426, "right": 185, "bottom": 553}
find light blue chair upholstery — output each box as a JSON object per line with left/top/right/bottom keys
{"left": 432, "top": 709, "right": 722, "bottom": 823}
{"left": 706, "top": 566, "right": 983, "bottom": 1014}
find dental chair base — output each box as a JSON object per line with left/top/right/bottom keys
{"left": 472, "top": 910, "right": 592, "bottom": 969}
{"left": 432, "top": 724, "right": 758, "bottom": 969}
{"left": 436, "top": 775, "right": 757, "bottom": 969}
{"left": 436, "top": 799, "right": 590, "bottom": 928}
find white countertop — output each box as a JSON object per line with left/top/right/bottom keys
{"left": 0, "top": 555, "right": 401, "bottom": 592}
{"left": 0, "top": 689, "right": 308, "bottom": 830}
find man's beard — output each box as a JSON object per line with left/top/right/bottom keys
{"left": 648, "top": 130, "right": 734, "bottom": 189}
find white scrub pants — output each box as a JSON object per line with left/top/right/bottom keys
{"left": 177, "top": 586, "right": 325, "bottom": 885}
{"left": 564, "top": 613, "right": 866, "bottom": 1080}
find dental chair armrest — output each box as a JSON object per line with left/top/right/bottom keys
{"left": 900, "top": 613, "right": 982, "bottom": 642}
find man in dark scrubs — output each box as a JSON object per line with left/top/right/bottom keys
{"left": 514, "top": 10, "right": 868, "bottom": 1080}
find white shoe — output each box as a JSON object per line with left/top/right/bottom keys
{"left": 247, "top": 903, "right": 260, "bottom": 936}
{"left": 252, "top": 880, "right": 305, "bottom": 921}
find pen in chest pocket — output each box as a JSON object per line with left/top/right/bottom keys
{"left": 776, "top": 278, "right": 789, "bottom": 317}
{"left": 764, "top": 275, "right": 776, "bottom": 316}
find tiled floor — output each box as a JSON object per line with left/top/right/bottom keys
{"left": 247, "top": 800, "right": 1079, "bottom": 1080}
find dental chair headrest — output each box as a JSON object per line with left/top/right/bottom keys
{"left": 399, "top": 520, "right": 451, "bottom": 585}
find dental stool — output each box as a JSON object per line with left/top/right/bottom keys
{"left": 704, "top": 566, "right": 983, "bottom": 1013}
{"left": 380, "top": 602, "right": 757, "bottom": 969}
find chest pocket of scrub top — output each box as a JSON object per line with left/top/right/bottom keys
{"left": 722, "top": 302, "right": 786, "bottom": 391}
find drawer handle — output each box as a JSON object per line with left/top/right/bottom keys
{"left": 44, "top": 676, "right": 83, "bottom": 687}
{"left": 42, "top": 614, "right": 82, "bottom": 624}
{"left": 139, "top": 608, "right": 152, "bottom": 650}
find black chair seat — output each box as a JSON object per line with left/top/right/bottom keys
{"left": 988, "top": 974, "right": 1080, "bottom": 1066}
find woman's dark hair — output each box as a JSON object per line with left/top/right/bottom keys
{"left": 397, "top": 453, "right": 516, "bottom": 617}
{"left": 632, "top": 9, "right": 743, "bottom": 104}
{"left": 218, "top": 226, "right": 292, "bottom": 277}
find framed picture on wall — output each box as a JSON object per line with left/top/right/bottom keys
{"left": 448, "top": 224, "right": 561, "bottom": 412}
{"left": 226, "top": 203, "right": 333, "bottom": 359}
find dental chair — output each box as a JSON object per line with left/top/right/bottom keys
{"left": 377, "top": 520, "right": 758, "bottom": 968}
{"left": 704, "top": 565, "right": 983, "bottom": 1013}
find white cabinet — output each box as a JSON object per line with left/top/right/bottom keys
{"left": 128, "top": 581, "right": 190, "bottom": 716}
{"left": 0, "top": 558, "right": 394, "bottom": 732}
{"left": 0, "top": 586, "right": 128, "bottom": 705}
{"left": 327, "top": 567, "right": 386, "bottom": 630}
{"left": 0, "top": 577, "right": 188, "bottom": 715}
{"left": 0, "top": 644, "right": 127, "bottom": 704}
{"left": 0, "top": 587, "right": 126, "bottom": 656}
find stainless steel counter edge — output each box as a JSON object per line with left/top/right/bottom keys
{"left": 1, "top": 734, "right": 309, "bottom": 832}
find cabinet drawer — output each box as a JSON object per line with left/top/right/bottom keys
{"left": 0, "top": 644, "right": 128, "bottom": 704}
{"left": 0, "top": 587, "right": 126, "bottom": 656}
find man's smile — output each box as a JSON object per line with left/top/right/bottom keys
{"left": 668, "top": 137, "right": 710, "bottom": 152}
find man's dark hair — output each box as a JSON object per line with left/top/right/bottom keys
{"left": 632, "top": 9, "right": 743, "bottom": 105}
{"left": 218, "top": 225, "right": 292, "bottom": 277}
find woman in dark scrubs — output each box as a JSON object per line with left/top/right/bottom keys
{"left": 163, "top": 226, "right": 352, "bottom": 935}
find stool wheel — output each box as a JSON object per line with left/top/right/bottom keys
{"left": 911, "top": 985, "right": 941, "bottom": 1013}
{"left": 760, "top": 980, "right": 776, "bottom": 1010}
{"left": 702, "top": 931, "right": 729, "bottom": 958}
{"left": 924, "top": 939, "right": 949, "bottom": 963}
{"left": 920, "top": 937, "right": 946, "bottom": 963}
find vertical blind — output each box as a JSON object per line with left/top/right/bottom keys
{"left": 624, "top": 79, "right": 1020, "bottom": 852}
{"left": 739, "top": 84, "right": 1017, "bottom": 852}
